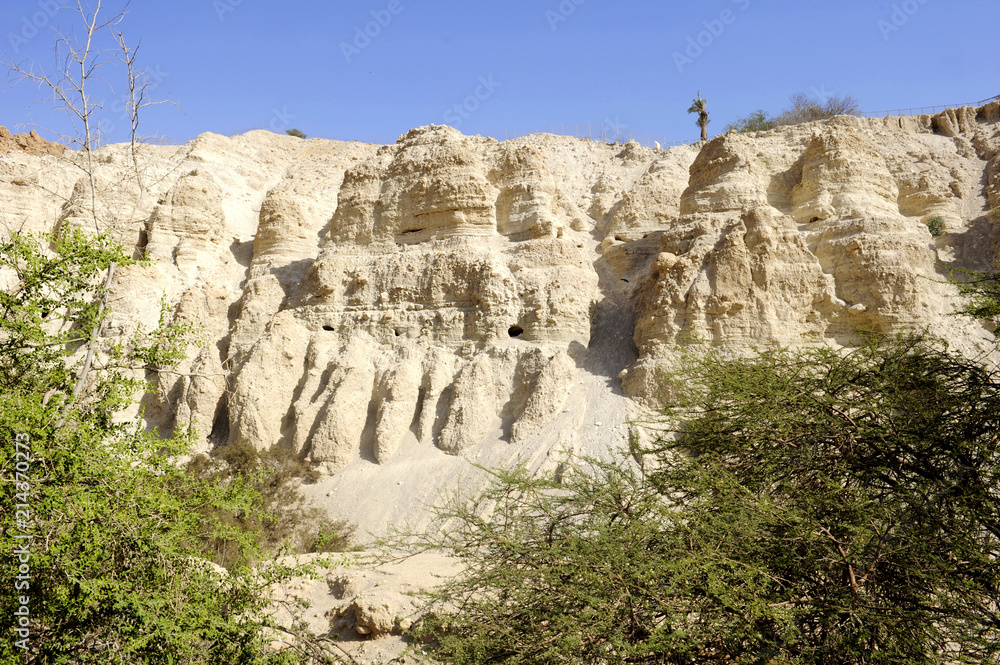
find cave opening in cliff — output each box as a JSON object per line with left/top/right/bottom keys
{"left": 508, "top": 325, "right": 524, "bottom": 338}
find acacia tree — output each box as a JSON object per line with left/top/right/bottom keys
{"left": 688, "top": 92, "right": 710, "bottom": 141}
{"left": 413, "top": 335, "right": 1000, "bottom": 664}
{"left": 0, "top": 229, "right": 305, "bottom": 664}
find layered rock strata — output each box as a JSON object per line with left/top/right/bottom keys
{"left": 2, "top": 104, "right": 999, "bottom": 533}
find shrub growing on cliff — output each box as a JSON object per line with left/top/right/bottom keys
{"left": 414, "top": 335, "right": 1000, "bottom": 664}
{"left": 723, "top": 109, "right": 777, "bottom": 133}
{"left": 726, "top": 93, "right": 861, "bottom": 133}
{"left": 926, "top": 215, "right": 947, "bottom": 236}
{"left": 773, "top": 92, "right": 861, "bottom": 125}
{"left": 187, "top": 441, "right": 355, "bottom": 567}
{"left": 942, "top": 207, "right": 1000, "bottom": 330}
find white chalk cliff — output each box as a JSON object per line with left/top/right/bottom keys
{"left": 2, "top": 104, "right": 999, "bottom": 535}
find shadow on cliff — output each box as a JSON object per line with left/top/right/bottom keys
{"left": 272, "top": 258, "right": 316, "bottom": 310}
{"left": 931, "top": 211, "right": 1000, "bottom": 339}
{"left": 579, "top": 240, "right": 640, "bottom": 396}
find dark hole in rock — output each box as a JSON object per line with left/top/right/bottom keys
{"left": 508, "top": 325, "right": 524, "bottom": 338}
{"left": 395, "top": 329, "right": 402, "bottom": 337}
{"left": 401, "top": 228, "right": 424, "bottom": 235}
{"left": 322, "top": 325, "right": 335, "bottom": 332}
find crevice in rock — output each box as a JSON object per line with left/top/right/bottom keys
{"left": 359, "top": 396, "right": 379, "bottom": 464}
{"left": 409, "top": 387, "right": 426, "bottom": 440}
{"left": 208, "top": 396, "right": 230, "bottom": 449}
{"left": 430, "top": 385, "right": 454, "bottom": 450}
{"left": 134, "top": 227, "right": 148, "bottom": 260}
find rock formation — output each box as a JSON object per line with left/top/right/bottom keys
{"left": 0, "top": 126, "right": 66, "bottom": 157}
{"left": 2, "top": 104, "right": 999, "bottom": 535}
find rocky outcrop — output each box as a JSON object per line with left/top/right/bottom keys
{"left": 2, "top": 105, "right": 999, "bottom": 535}
{"left": 0, "top": 126, "right": 65, "bottom": 157}
{"left": 222, "top": 127, "right": 601, "bottom": 475}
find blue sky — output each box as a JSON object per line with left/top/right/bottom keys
{"left": 2, "top": 0, "right": 998, "bottom": 147}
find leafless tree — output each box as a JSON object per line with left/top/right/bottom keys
{"left": 773, "top": 92, "right": 861, "bottom": 126}
{"left": 4, "top": 0, "right": 174, "bottom": 404}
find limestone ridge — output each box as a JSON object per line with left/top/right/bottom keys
{"left": 228, "top": 125, "right": 599, "bottom": 473}
{"left": 1, "top": 106, "right": 998, "bottom": 530}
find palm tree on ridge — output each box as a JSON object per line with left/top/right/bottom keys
{"left": 688, "top": 92, "right": 710, "bottom": 141}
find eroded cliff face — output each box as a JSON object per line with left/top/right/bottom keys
{"left": 2, "top": 105, "right": 999, "bottom": 534}
{"left": 623, "top": 109, "right": 1000, "bottom": 401}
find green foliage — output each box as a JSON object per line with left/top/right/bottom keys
{"left": 648, "top": 336, "right": 1000, "bottom": 662}
{"left": 942, "top": 208, "right": 1000, "bottom": 329}
{"left": 0, "top": 230, "right": 132, "bottom": 410}
{"left": 947, "top": 264, "right": 1000, "bottom": 327}
{"left": 187, "top": 442, "right": 355, "bottom": 567}
{"left": 0, "top": 230, "right": 333, "bottom": 664}
{"left": 724, "top": 109, "right": 777, "bottom": 134}
{"left": 413, "top": 335, "right": 1000, "bottom": 664}
{"left": 411, "top": 460, "right": 669, "bottom": 665}
{"left": 726, "top": 93, "right": 861, "bottom": 134}
{"left": 285, "top": 129, "right": 307, "bottom": 139}
{"left": 926, "top": 215, "right": 947, "bottom": 236}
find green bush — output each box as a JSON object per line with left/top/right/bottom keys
{"left": 187, "top": 442, "right": 354, "bottom": 566}
{"left": 727, "top": 93, "right": 861, "bottom": 133}
{"left": 0, "top": 230, "right": 333, "bottom": 664}
{"left": 285, "top": 128, "right": 307, "bottom": 139}
{"left": 926, "top": 215, "right": 947, "bottom": 236}
{"left": 724, "top": 109, "right": 777, "bottom": 133}
{"left": 413, "top": 335, "right": 1000, "bottom": 664}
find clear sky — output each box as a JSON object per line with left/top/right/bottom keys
{"left": 2, "top": 0, "right": 998, "bottom": 147}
